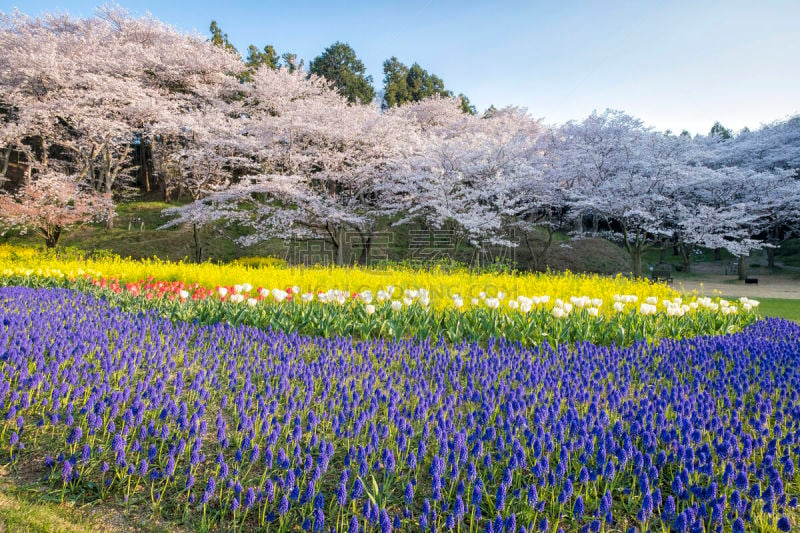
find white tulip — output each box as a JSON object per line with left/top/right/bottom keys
{"left": 639, "top": 303, "right": 657, "bottom": 315}
{"left": 365, "top": 304, "right": 376, "bottom": 315}
{"left": 272, "top": 289, "right": 288, "bottom": 303}
{"left": 739, "top": 296, "right": 758, "bottom": 307}
{"left": 391, "top": 300, "right": 402, "bottom": 312}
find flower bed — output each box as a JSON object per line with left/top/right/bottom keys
{"left": 0, "top": 271, "right": 757, "bottom": 346}
{"left": 1, "top": 287, "right": 797, "bottom": 531}
{"left": 0, "top": 244, "right": 681, "bottom": 311}
{"left": 0, "top": 246, "right": 759, "bottom": 346}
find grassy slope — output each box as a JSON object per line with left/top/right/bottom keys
{"left": 1, "top": 200, "right": 635, "bottom": 273}
{"left": 1, "top": 201, "right": 278, "bottom": 263}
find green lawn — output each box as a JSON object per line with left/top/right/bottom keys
{"left": 756, "top": 297, "right": 800, "bottom": 322}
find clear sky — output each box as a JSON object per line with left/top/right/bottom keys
{"left": 4, "top": 0, "right": 798, "bottom": 135}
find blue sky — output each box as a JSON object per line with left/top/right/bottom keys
{"left": 4, "top": 0, "right": 798, "bottom": 134}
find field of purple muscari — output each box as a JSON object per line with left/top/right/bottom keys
{"left": 0, "top": 287, "right": 798, "bottom": 532}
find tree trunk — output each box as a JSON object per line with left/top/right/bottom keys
{"left": 714, "top": 248, "right": 722, "bottom": 261}
{"left": 358, "top": 233, "right": 372, "bottom": 265}
{"left": 524, "top": 233, "right": 540, "bottom": 272}
{"left": 630, "top": 248, "right": 643, "bottom": 278}
{"left": 23, "top": 162, "right": 32, "bottom": 186}
{"left": 44, "top": 227, "right": 61, "bottom": 249}
{"left": 524, "top": 229, "right": 554, "bottom": 272}
{"left": 142, "top": 152, "right": 151, "bottom": 192}
{"left": 658, "top": 241, "right": 666, "bottom": 264}
{"left": 767, "top": 247, "right": 775, "bottom": 268}
{"left": 193, "top": 223, "right": 202, "bottom": 263}
{"left": 0, "top": 147, "right": 11, "bottom": 178}
{"left": 40, "top": 138, "right": 48, "bottom": 170}
{"left": 737, "top": 255, "right": 746, "bottom": 280}
{"left": 336, "top": 227, "right": 345, "bottom": 266}
{"left": 679, "top": 244, "right": 692, "bottom": 273}
{"left": 139, "top": 143, "right": 151, "bottom": 192}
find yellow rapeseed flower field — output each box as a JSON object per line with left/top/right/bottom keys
{"left": 0, "top": 245, "right": 679, "bottom": 313}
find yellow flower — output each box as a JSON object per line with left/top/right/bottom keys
{"left": 0, "top": 244, "right": 745, "bottom": 320}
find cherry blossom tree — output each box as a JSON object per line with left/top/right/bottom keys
{"left": 706, "top": 116, "right": 800, "bottom": 267}
{"left": 0, "top": 173, "right": 112, "bottom": 248}
{"left": 517, "top": 128, "right": 586, "bottom": 271}
{"left": 548, "top": 110, "right": 697, "bottom": 277}
{"left": 385, "top": 99, "right": 544, "bottom": 265}
{"left": 0, "top": 7, "right": 244, "bottom": 227}
{"left": 671, "top": 165, "right": 773, "bottom": 276}
{"left": 164, "top": 67, "right": 414, "bottom": 265}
